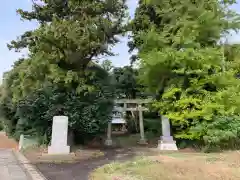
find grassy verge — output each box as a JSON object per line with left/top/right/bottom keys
{"left": 90, "top": 152, "right": 240, "bottom": 180}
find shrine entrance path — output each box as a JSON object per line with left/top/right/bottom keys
{"left": 35, "top": 148, "right": 153, "bottom": 180}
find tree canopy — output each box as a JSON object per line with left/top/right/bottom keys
{"left": 0, "top": 0, "right": 128, "bottom": 144}
{"left": 9, "top": 0, "right": 128, "bottom": 70}
{"left": 131, "top": 0, "right": 240, "bottom": 149}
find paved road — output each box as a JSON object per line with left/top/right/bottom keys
{"left": 0, "top": 149, "right": 29, "bottom": 180}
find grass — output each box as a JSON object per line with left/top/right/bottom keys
{"left": 112, "top": 133, "right": 160, "bottom": 148}
{"left": 113, "top": 134, "right": 141, "bottom": 147}
{"left": 90, "top": 151, "right": 240, "bottom": 180}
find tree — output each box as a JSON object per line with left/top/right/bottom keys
{"left": 0, "top": 58, "right": 115, "bottom": 143}
{"left": 6, "top": 0, "right": 128, "bottom": 101}
{"left": 0, "top": 0, "right": 128, "bottom": 143}
{"left": 112, "top": 66, "right": 146, "bottom": 99}
{"left": 101, "top": 60, "right": 114, "bottom": 72}
{"left": 129, "top": 0, "right": 240, "bottom": 63}
{"left": 8, "top": 0, "right": 128, "bottom": 70}
{"left": 132, "top": 0, "right": 240, "bottom": 148}
{"left": 15, "top": 74, "right": 114, "bottom": 144}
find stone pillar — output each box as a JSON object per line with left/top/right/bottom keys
{"left": 105, "top": 121, "right": 113, "bottom": 146}
{"left": 158, "top": 116, "right": 178, "bottom": 150}
{"left": 48, "top": 116, "right": 70, "bottom": 154}
{"left": 19, "top": 134, "right": 24, "bottom": 150}
{"left": 138, "top": 104, "right": 147, "bottom": 144}
{"left": 123, "top": 103, "right": 127, "bottom": 114}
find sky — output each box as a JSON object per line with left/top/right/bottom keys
{"left": 0, "top": 0, "right": 240, "bottom": 81}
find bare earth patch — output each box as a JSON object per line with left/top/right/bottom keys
{"left": 90, "top": 152, "right": 240, "bottom": 180}
{"left": 25, "top": 146, "right": 240, "bottom": 180}
{"left": 22, "top": 145, "right": 105, "bottom": 164}
{"left": 0, "top": 132, "right": 18, "bottom": 150}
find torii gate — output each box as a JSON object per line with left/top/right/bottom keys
{"left": 105, "top": 99, "right": 151, "bottom": 146}
{"left": 104, "top": 98, "right": 178, "bottom": 150}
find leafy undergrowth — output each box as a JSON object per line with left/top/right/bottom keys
{"left": 90, "top": 152, "right": 240, "bottom": 180}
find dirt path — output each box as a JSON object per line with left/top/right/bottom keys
{"left": 35, "top": 148, "right": 138, "bottom": 180}
{"left": 0, "top": 132, "right": 18, "bottom": 150}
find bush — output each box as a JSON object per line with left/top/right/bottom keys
{"left": 144, "top": 118, "right": 161, "bottom": 135}
{"left": 0, "top": 62, "right": 115, "bottom": 144}
{"left": 15, "top": 83, "right": 114, "bottom": 144}
{"left": 193, "top": 115, "right": 240, "bottom": 152}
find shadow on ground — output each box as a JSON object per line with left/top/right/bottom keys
{"left": 35, "top": 148, "right": 138, "bottom": 180}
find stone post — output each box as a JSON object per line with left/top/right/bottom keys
{"left": 158, "top": 116, "right": 178, "bottom": 150}
{"left": 19, "top": 134, "right": 24, "bottom": 150}
{"left": 105, "top": 121, "right": 113, "bottom": 146}
{"left": 123, "top": 103, "right": 127, "bottom": 112}
{"left": 138, "top": 104, "right": 147, "bottom": 144}
{"left": 48, "top": 116, "right": 70, "bottom": 154}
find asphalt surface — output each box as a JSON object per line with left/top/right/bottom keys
{"left": 0, "top": 149, "right": 29, "bottom": 180}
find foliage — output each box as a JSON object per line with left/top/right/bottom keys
{"left": 144, "top": 118, "right": 162, "bottom": 136}
{"left": 195, "top": 115, "right": 240, "bottom": 152}
{"left": 131, "top": 0, "right": 240, "bottom": 147}
{"left": 101, "top": 60, "right": 114, "bottom": 72}
{"left": 16, "top": 82, "right": 114, "bottom": 144}
{"left": 1, "top": 0, "right": 128, "bottom": 143}
{"left": 8, "top": 0, "right": 128, "bottom": 70}
{"left": 1, "top": 62, "right": 114, "bottom": 143}
{"left": 130, "top": 0, "right": 240, "bottom": 54}
{"left": 111, "top": 66, "right": 147, "bottom": 99}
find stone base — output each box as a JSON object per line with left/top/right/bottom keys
{"left": 157, "top": 140, "right": 178, "bottom": 151}
{"left": 48, "top": 145, "right": 70, "bottom": 154}
{"left": 138, "top": 139, "right": 148, "bottom": 145}
{"left": 104, "top": 139, "right": 113, "bottom": 146}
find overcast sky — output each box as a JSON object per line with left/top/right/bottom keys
{"left": 0, "top": 0, "right": 240, "bottom": 82}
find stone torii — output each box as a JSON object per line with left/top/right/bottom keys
{"left": 105, "top": 98, "right": 178, "bottom": 151}
{"left": 105, "top": 99, "right": 151, "bottom": 146}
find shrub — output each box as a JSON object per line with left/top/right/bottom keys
{"left": 15, "top": 84, "right": 114, "bottom": 144}
{"left": 193, "top": 115, "right": 240, "bottom": 152}
{"left": 144, "top": 118, "right": 161, "bottom": 135}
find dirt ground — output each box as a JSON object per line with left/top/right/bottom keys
{"left": 34, "top": 147, "right": 240, "bottom": 180}
{"left": 0, "top": 132, "right": 18, "bottom": 150}
{"left": 35, "top": 148, "right": 139, "bottom": 180}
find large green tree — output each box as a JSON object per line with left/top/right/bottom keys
{"left": 9, "top": 0, "right": 128, "bottom": 70}
{"left": 5, "top": 0, "right": 128, "bottom": 100}
{"left": 129, "top": 0, "right": 240, "bottom": 62}
{"left": 131, "top": 0, "right": 240, "bottom": 149}
{"left": 0, "top": 0, "right": 128, "bottom": 143}
{"left": 112, "top": 66, "right": 147, "bottom": 99}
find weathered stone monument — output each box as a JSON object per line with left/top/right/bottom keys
{"left": 158, "top": 116, "right": 178, "bottom": 150}
{"left": 48, "top": 116, "right": 70, "bottom": 154}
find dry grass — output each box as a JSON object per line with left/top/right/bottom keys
{"left": 90, "top": 151, "right": 240, "bottom": 180}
